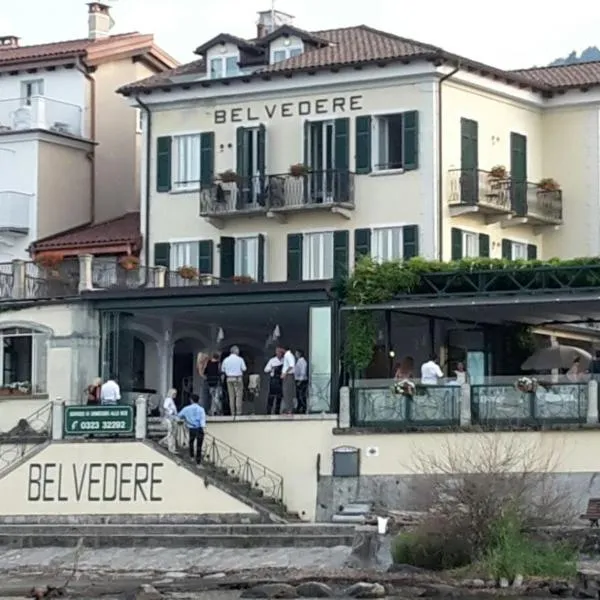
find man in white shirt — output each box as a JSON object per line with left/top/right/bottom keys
{"left": 294, "top": 349, "right": 308, "bottom": 414}
{"left": 100, "top": 375, "right": 121, "bottom": 405}
{"left": 420, "top": 354, "right": 444, "bottom": 385}
{"left": 264, "top": 348, "right": 284, "bottom": 414}
{"left": 221, "top": 346, "right": 247, "bottom": 416}
{"left": 281, "top": 345, "right": 296, "bottom": 414}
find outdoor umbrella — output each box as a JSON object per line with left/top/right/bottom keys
{"left": 521, "top": 346, "right": 592, "bottom": 371}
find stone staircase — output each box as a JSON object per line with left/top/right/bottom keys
{"left": 0, "top": 522, "right": 356, "bottom": 548}
{"left": 147, "top": 419, "right": 301, "bottom": 523}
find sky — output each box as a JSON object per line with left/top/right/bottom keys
{"left": 3, "top": 0, "right": 600, "bottom": 70}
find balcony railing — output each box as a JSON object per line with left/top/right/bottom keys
{"left": 0, "top": 191, "right": 32, "bottom": 232}
{"left": 199, "top": 170, "right": 355, "bottom": 218}
{"left": 523, "top": 183, "right": 563, "bottom": 223}
{"left": 0, "top": 96, "right": 82, "bottom": 137}
{"left": 447, "top": 169, "right": 512, "bottom": 214}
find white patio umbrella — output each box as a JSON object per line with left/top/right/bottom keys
{"left": 521, "top": 345, "right": 592, "bottom": 371}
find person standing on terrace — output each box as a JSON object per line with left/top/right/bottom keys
{"left": 100, "top": 374, "right": 121, "bottom": 405}
{"left": 420, "top": 354, "right": 443, "bottom": 385}
{"left": 221, "top": 346, "right": 246, "bottom": 416}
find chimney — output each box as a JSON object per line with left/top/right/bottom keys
{"left": 256, "top": 9, "right": 294, "bottom": 38}
{"left": 0, "top": 36, "right": 20, "bottom": 49}
{"left": 87, "top": 2, "right": 114, "bottom": 40}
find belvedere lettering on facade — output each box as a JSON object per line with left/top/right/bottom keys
{"left": 27, "top": 462, "right": 164, "bottom": 502}
{"left": 214, "top": 95, "right": 364, "bottom": 124}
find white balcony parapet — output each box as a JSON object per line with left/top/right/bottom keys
{"left": 0, "top": 96, "right": 82, "bottom": 137}
{"left": 0, "top": 191, "right": 32, "bottom": 232}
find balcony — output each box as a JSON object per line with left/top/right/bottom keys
{"left": 447, "top": 168, "right": 513, "bottom": 223}
{"left": 199, "top": 170, "right": 355, "bottom": 228}
{"left": 0, "top": 191, "right": 32, "bottom": 234}
{"left": 501, "top": 182, "right": 563, "bottom": 229}
{"left": 0, "top": 97, "right": 82, "bottom": 138}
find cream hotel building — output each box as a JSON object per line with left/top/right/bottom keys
{"left": 119, "top": 10, "right": 600, "bottom": 281}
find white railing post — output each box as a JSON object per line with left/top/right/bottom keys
{"left": 460, "top": 384, "right": 472, "bottom": 426}
{"left": 78, "top": 254, "right": 93, "bottom": 292}
{"left": 587, "top": 380, "right": 598, "bottom": 424}
{"left": 135, "top": 395, "right": 147, "bottom": 439}
{"left": 52, "top": 398, "right": 65, "bottom": 440}
{"left": 338, "top": 386, "right": 351, "bottom": 428}
{"left": 11, "top": 259, "right": 25, "bottom": 298}
{"left": 154, "top": 266, "right": 166, "bottom": 288}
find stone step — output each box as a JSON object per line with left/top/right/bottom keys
{"left": 0, "top": 530, "right": 355, "bottom": 549}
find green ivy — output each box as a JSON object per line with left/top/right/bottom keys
{"left": 340, "top": 255, "right": 600, "bottom": 371}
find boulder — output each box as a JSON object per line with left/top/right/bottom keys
{"left": 130, "top": 584, "right": 162, "bottom": 600}
{"left": 575, "top": 570, "right": 600, "bottom": 598}
{"left": 549, "top": 581, "right": 574, "bottom": 597}
{"left": 418, "top": 584, "right": 459, "bottom": 597}
{"left": 296, "top": 582, "right": 334, "bottom": 598}
{"left": 345, "top": 526, "right": 381, "bottom": 569}
{"left": 241, "top": 584, "right": 298, "bottom": 599}
{"left": 387, "top": 563, "right": 430, "bottom": 574}
{"left": 345, "top": 582, "right": 386, "bottom": 599}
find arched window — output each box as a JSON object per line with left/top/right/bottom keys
{"left": 0, "top": 327, "right": 47, "bottom": 396}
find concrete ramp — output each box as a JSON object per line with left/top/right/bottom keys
{"left": 0, "top": 440, "right": 259, "bottom": 519}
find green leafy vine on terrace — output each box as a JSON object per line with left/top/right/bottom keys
{"left": 339, "top": 255, "right": 600, "bottom": 371}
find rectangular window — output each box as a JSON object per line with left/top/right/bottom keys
{"left": 272, "top": 46, "right": 303, "bottom": 63}
{"left": 0, "top": 327, "right": 46, "bottom": 394}
{"left": 373, "top": 111, "right": 418, "bottom": 171}
{"left": 511, "top": 242, "right": 527, "bottom": 260}
{"left": 303, "top": 232, "right": 334, "bottom": 280}
{"left": 235, "top": 236, "right": 259, "bottom": 280}
{"left": 173, "top": 134, "right": 201, "bottom": 190}
{"left": 209, "top": 55, "right": 239, "bottom": 78}
{"left": 21, "top": 79, "right": 44, "bottom": 106}
{"left": 462, "top": 231, "right": 479, "bottom": 257}
{"left": 170, "top": 241, "right": 199, "bottom": 270}
{"left": 371, "top": 227, "right": 403, "bottom": 262}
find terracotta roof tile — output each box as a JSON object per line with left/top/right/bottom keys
{"left": 31, "top": 212, "right": 141, "bottom": 252}
{"left": 512, "top": 61, "right": 600, "bottom": 89}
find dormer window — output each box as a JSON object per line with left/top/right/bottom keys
{"left": 209, "top": 54, "right": 239, "bottom": 79}
{"left": 272, "top": 46, "right": 302, "bottom": 63}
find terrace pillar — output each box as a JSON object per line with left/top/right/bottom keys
{"left": 78, "top": 254, "right": 93, "bottom": 292}
{"left": 154, "top": 266, "right": 166, "bottom": 287}
{"left": 52, "top": 398, "right": 65, "bottom": 440}
{"left": 587, "top": 380, "right": 598, "bottom": 424}
{"left": 338, "top": 386, "right": 351, "bottom": 428}
{"left": 11, "top": 259, "right": 25, "bottom": 298}
{"left": 460, "top": 384, "right": 472, "bottom": 426}
{"left": 135, "top": 395, "right": 147, "bottom": 439}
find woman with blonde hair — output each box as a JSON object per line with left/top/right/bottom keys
{"left": 196, "top": 351, "right": 210, "bottom": 409}
{"left": 86, "top": 377, "right": 102, "bottom": 405}
{"left": 160, "top": 388, "right": 178, "bottom": 453}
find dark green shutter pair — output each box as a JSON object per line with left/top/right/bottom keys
{"left": 355, "top": 111, "right": 419, "bottom": 174}
{"left": 156, "top": 133, "right": 215, "bottom": 192}
{"left": 451, "top": 228, "right": 489, "bottom": 260}
{"left": 219, "top": 235, "right": 265, "bottom": 282}
{"left": 236, "top": 125, "right": 266, "bottom": 178}
{"left": 501, "top": 239, "right": 537, "bottom": 260}
{"left": 303, "top": 118, "right": 350, "bottom": 170}
{"left": 287, "top": 231, "right": 349, "bottom": 281}
{"left": 153, "top": 241, "right": 214, "bottom": 273}
{"left": 354, "top": 225, "right": 420, "bottom": 261}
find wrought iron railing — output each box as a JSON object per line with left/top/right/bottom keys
{"left": 524, "top": 183, "right": 563, "bottom": 222}
{"left": 175, "top": 426, "right": 284, "bottom": 504}
{"left": 351, "top": 381, "right": 460, "bottom": 428}
{"left": 23, "top": 261, "right": 78, "bottom": 298}
{"left": 199, "top": 170, "right": 355, "bottom": 217}
{"left": 92, "top": 261, "right": 158, "bottom": 289}
{"left": 471, "top": 382, "right": 588, "bottom": 427}
{"left": 447, "top": 168, "right": 512, "bottom": 212}
{"left": 0, "top": 402, "right": 52, "bottom": 477}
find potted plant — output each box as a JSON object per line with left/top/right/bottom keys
{"left": 35, "top": 252, "right": 63, "bottom": 270}
{"left": 232, "top": 275, "right": 254, "bottom": 284}
{"left": 516, "top": 376, "right": 537, "bottom": 393}
{"left": 219, "top": 170, "right": 240, "bottom": 184}
{"left": 119, "top": 256, "right": 140, "bottom": 271}
{"left": 489, "top": 165, "right": 507, "bottom": 180}
{"left": 289, "top": 163, "right": 309, "bottom": 178}
{"left": 537, "top": 178, "right": 560, "bottom": 192}
{"left": 391, "top": 379, "right": 415, "bottom": 397}
{"left": 177, "top": 266, "right": 199, "bottom": 280}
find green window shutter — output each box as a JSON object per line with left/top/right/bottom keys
{"left": 257, "top": 124, "right": 266, "bottom": 175}
{"left": 287, "top": 234, "right": 303, "bottom": 281}
{"left": 527, "top": 244, "right": 537, "bottom": 260}
{"left": 257, "top": 234, "right": 265, "bottom": 282}
{"left": 303, "top": 120, "right": 310, "bottom": 167}
{"left": 355, "top": 115, "right": 372, "bottom": 174}
{"left": 156, "top": 136, "right": 172, "bottom": 192}
{"left": 200, "top": 132, "right": 215, "bottom": 188}
{"left": 478, "top": 233, "right": 490, "bottom": 258}
{"left": 334, "top": 118, "right": 350, "bottom": 171}
{"left": 198, "top": 240, "right": 213, "bottom": 275}
{"left": 501, "top": 239, "right": 512, "bottom": 260}
{"left": 236, "top": 127, "right": 245, "bottom": 177}
{"left": 153, "top": 242, "right": 170, "bottom": 268}
{"left": 333, "top": 230, "right": 349, "bottom": 280}
{"left": 403, "top": 111, "right": 419, "bottom": 171}
{"left": 403, "top": 225, "right": 419, "bottom": 259}
{"left": 451, "top": 228, "right": 463, "bottom": 260}
{"left": 219, "top": 236, "right": 235, "bottom": 279}
{"left": 354, "top": 228, "right": 371, "bottom": 262}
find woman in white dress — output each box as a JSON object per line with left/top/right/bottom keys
{"left": 160, "top": 388, "right": 178, "bottom": 453}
